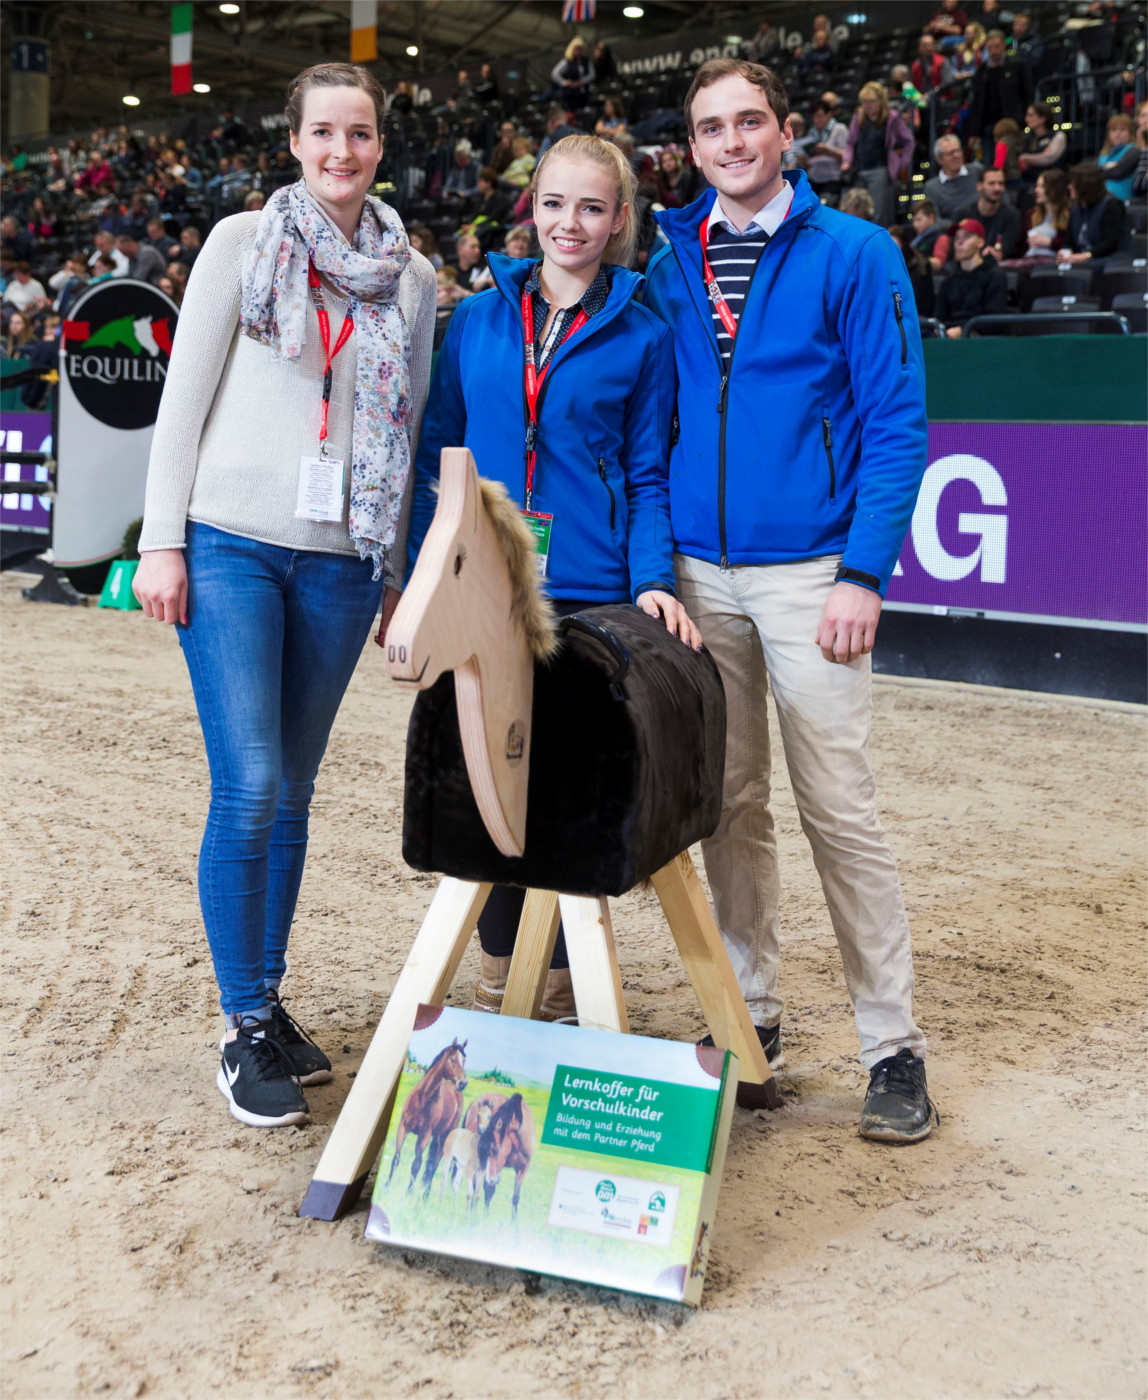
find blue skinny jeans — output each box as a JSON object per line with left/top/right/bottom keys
{"left": 178, "top": 522, "right": 382, "bottom": 1016}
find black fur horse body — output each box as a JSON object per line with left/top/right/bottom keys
{"left": 402, "top": 605, "right": 726, "bottom": 897}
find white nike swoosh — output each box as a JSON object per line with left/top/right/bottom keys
{"left": 225, "top": 1060, "right": 241, "bottom": 1087}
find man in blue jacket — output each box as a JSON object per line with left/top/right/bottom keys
{"left": 644, "top": 58, "right": 936, "bottom": 1142}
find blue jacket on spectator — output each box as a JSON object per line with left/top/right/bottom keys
{"left": 408, "top": 252, "right": 677, "bottom": 603}
{"left": 643, "top": 169, "right": 928, "bottom": 595}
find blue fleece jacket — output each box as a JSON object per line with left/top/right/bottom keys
{"left": 408, "top": 254, "right": 677, "bottom": 602}
{"left": 644, "top": 170, "right": 928, "bottom": 594}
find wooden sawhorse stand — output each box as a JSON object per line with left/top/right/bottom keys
{"left": 299, "top": 850, "right": 780, "bottom": 1220}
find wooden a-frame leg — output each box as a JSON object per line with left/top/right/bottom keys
{"left": 502, "top": 889, "right": 561, "bottom": 1020}
{"left": 558, "top": 894, "right": 629, "bottom": 1033}
{"left": 299, "top": 877, "right": 492, "bottom": 1220}
{"left": 651, "top": 852, "right": 781, "bottom": 1110}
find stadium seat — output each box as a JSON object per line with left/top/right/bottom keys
{"left": 963, "top": 312, "right": 1130, "bottom": 337}
{"left": 1018, "top": 269, "right": 1092, "bottom": 312}
{"left": 1100, "top": 267, "right": 1148, "bottom": 309}
{"left": 1031, "top": 295, "right": 1101, "bottom": 313}
{"left": 1111, "top": 292, "right": 1148, "bottom": 335}
{"left": 1128, "top": 203, "right": 1147, "bottom": 234}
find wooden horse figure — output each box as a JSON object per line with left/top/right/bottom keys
{"left": 299, "top": 448, "right": 779, "bottom": 1223}
{"left": 384, "top": 1036, "right": 468, "bottom": 1198}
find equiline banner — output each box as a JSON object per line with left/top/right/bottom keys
{"left": 885, "top": 423, "right": 1148, "bottom": 632}
{"left": 55, "top": 278, "right": 178, "bottom": 566}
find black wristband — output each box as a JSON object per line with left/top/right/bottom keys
{"left": 834, "top": 565, "right": 882, "bottom": 593}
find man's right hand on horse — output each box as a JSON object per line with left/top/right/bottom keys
{"left": 637, "top": 590, "right": 703, "bottom": 652}
{"left": 133, "top": 548, "right": 188, "bottom": 626}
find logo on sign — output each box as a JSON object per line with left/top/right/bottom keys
{"left": 62, "top": 282, "right": 178, "bottom": 430}
{"left": 595, "top": 1179, "right": 616, "bottom": 1202}
{"left": 905, "top": 454, "right": 1008, "bottom": 584}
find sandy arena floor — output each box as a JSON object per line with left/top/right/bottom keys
{"left": 1, "top": 567, "right": 1146, "bottom": 1400}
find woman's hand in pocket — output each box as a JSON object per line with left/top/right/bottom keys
{"left": 637, "top": 590, "right": 702, "bottom": 652}
{"left": 133, "top": 548, "right": 188, "bottom": 625}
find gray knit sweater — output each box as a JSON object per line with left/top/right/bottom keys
{"left": 139, "top": 210, "right": 437, "bottom": 589}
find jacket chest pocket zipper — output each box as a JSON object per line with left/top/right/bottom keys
{"left": 597, "top": 457, "right": 616, "bottom": 530}
{"left": 822, "top": 417, "right": 836, "bottom": 499}
{"left": 893, "top": 289, "right": 907, "bottom": 367}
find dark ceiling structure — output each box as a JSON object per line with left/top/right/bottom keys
{"left": 3, "top": 1, "right": 756, "bottom": 134}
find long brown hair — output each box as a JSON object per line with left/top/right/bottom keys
{"left": 1037, "top": 169, "right": 1071, "bottom": 230}
{"left": 531, "top": 133, "right": 637, "bottom": 266}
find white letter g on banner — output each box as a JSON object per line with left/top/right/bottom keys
{"left": 912, "top": 453, "right": 1008, "bottom": 584}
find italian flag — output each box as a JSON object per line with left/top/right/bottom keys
{"left": 171, "top": 3, "right": 193, "bottom": 95}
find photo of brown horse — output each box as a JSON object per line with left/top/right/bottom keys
{"left": 384, "top": 1038, "right": 468, "bottom": 1198}
{"left": 475, "top": 1091, "right": 535, "bottom": 1217}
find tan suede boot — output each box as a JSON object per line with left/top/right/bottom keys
{"left": 473, "top": 952, "right": 510, "bottom": 1013}
{"left": 539, "top": 967, "right": 576, "bottom": 1022}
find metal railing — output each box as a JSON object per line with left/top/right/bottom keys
{"left": 962, "top": 311, "right": 1131, "bottom": 336}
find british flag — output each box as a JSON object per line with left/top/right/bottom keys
{"left": 561, "top": 0, "right": 596, "bottom": 21}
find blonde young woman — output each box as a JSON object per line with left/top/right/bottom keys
{"left": 841, "top": 81, "right": 914, "bottom": 226}
{"left": 133, "top": 63, "right": 436, "bottom": 1129}
{"left": 407, "top": 133, "right": 699, "bottom": 1019}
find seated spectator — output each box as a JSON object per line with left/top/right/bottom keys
{"left": 912, "top": 34, "right": 955, "bottom": 95}
{"left": 462, "top": 167, "right": 513, "bottom": 247}
{"left": 538, "top": 107, "right": 580, "bottom": 157}
{"left": 20, "top": 315, "right": 59, "bottom": 409}
{"left": 50, "top": 252, "right": 90, "bottom": 317}
{"left": 26, "top": 197, "right": 56, "bottom": 239}
{"left": 992, "top": 117, "right": 1024, "bottom": 186}
{"left": 1008, "top": 12, "right": 1043, "bottom": 72}
{"left": 451, "top": 232, "right": 490, "bottom": 293}
{"left": 145, "top": 216, "right": 173, "bottom": 258}
{"left": 549, "top": 36, "right": 594, "bottom": 110}
{"left": 1134, "top": 101, "right": 1148, "bottom": 200}
{"left": 244, "top": 190, "right": 265, "bottom": 212}
{"left": 1097, "top": 113, "right": 1138, "bottom": 203}
{"left": 75, "top": 151, "right": 114, "bottom": 192}
{"left": 925, "top": 0, "right": 968, "bottom": 43}
{"left": 503, "top": 226, "right": 533, "bottom": 259}
{"left": 472, "top": 63, "right": 501, "bottom": 108}
{"left": 2, "top": 262, "right": 48, "bottom": 312}
{"left": 653, "top": 146, "right": 698, "bottom": 209}
{"left": 436, "top": 265, "right": 468, "bottom": 307}
{"left": 887, "top": 224, "right": 937, "bottom": 316}
{"left": 952, "top": 166, "right": 1022, "bottom": 260}
{"left": 806, "top": 100, "right": 849, "bottom": 203}
{"left": 90, "top": 252, "right": 119, "bottom": 283}
{"left": 1013, "top": 170, "right": 1071, "bottom": 264}
{"left": 490, "top": 121, "right": 520, "bottom": 175}
{"left": 175, "top": 225, "right": 201, "bottom": 269}
{"left": 408, "top": 226, "right": 444, "bottom": 270}
{"left": 595, "top": 98, "right": 628, "bottom": 139}
{"left": 3, "top": 308, "right": 34, "bottom": 358}
{"left": 954, "top": 22, "right": 987, "bottom": 75}
{"left": 502, "top": 136, "right": 537, "bottom": 189}
{"left": 1059, "top": 162, "right": 1127, "bottom": 266}
{"left": 1018, "top": 102, "right": 1067, "bottom": 185}
{"left": 388, "top": 80, "right": 415, "bottom": 116}
{"left": 264, "top": 149, "right": 296, "bottom": 193}
{"left": 784, "top": 112, "right": 814, "bottom": 169}
{"left": 936, "top": 218, "right": 1007, "bottom": 334}
{"left": 911, "top": 200, "right": 946, "bottom": 269}
{"left": 205, "top": 155, "right": 233, "bottom": 194}
{"left": 748, "top": 19, "right": 780, "bottom": 62}
{"left": 840, "top": 186, "right": 876, "bottom": 221}
{"left": 116, "top": 232, "right": 166, "bottom": 286}
{"left": 841, "top": 82, "right": 914, "bottom": 228}
{"left": 165, "top": 261, "right": 190, "bottom": 300}
{"left": 798, "top": 23, "right": 836, "bottom": 79}
{"left": 1, "top": 214, "right": 33, "bottom": 262}
{"left": 443, "top": 140, "right": 480, "bottom": 199}
{"left": 924, "top": 135, "right": 983, "bottom": 219}
{"left": 158, "top": 274, "right": 179, "bottom": 304}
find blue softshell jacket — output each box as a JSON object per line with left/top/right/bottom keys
{"left": 644, "top": 169, "right": 929, "bottom": 594}
{"left": 407, "top": 253, "right": 677, "bottom": 603}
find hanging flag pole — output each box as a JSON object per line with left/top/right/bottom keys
{"left": 170, "top": 2, "right": 193, "bottom": 95}
{"left": 350, "top": 0, "right": 378, "bottom": 62}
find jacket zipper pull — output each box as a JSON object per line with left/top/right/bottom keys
{"left": 525, "top": 421, "right": 537, "bottom": 451}
{"left": 822, "top": 417, "right": 833, "bottom": 450}
{"left": 716, "top": 373, "right": 728, "bottom": 413}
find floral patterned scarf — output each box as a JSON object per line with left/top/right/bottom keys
{"left": 240, "top": 180, "right": 412, "bottom": 577}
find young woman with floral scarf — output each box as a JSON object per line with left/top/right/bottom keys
{"left": 135, "top": 64, "right": 435, "bottom": 1129}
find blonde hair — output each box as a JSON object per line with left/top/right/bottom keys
{"left": 1101, "top": 112, "right": 1134, "bottom": 155}
{"left": 857, "top": 81, "right": 889, "bottom": 125}
{"left": 564, "top": 36, "right": 587, "bottom": 61}
{"left": 531, "top": 133, "right": 637, "bottom": 267}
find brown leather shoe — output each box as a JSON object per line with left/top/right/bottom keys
{"left": 539, "top": 967, "right": 576, "bottom": 1022}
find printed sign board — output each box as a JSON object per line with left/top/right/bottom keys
{"left": 55, "top": 278, "right": 178, "bottom": 566}
{"left": 365, "top": 1005, "right": 737, "bottom": 1305}
{"left": 1, "top": 410, "right": 52, "bottom": 536}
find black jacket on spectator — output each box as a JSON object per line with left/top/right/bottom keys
{"left": 969, "top": 58, "right": 1033, "bottom": 138}
{"left": 956, "top": 198, "right": 1023, "bottom": 258}
{"left": 1067, "top": 197, "right": 1126, "bottom": 261}
{"left": 936, "top": 259, "right": 1008, "bottom": 327}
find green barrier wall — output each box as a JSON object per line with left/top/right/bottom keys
{"left": 924, "top": 336, "right": 1148, "bottom": 424}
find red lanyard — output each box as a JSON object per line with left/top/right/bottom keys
{"left": 521, "top": 285, "right": 587, "bottom": 509}
{"left": 307, "top": 257, "right": 354, "bottom": 449}
{"left": 699, "top": 197, "right": 793, "bottom": 341}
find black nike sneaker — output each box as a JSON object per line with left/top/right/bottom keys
{"left": 265, "top": 990, "right": 333, "bottom": 1086}
{"left": 860, "top": 1048, "right": 939, "bottom": 1143}
{"left": 700, "top": 1022, "right": 785, "bottom": 1069}
{"left": 217, "top": 1019, "right": 311, "bottom": 1128}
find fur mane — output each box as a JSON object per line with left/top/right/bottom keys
{"left": 478, "top": 478, "right": 561, "bottom": 662}
{"left": 477, "top": 1092, "right": 523, "bottom": 1167}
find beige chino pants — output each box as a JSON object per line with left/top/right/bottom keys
{"left": 675, "top": 552, "right": 925, "bottom": 1069}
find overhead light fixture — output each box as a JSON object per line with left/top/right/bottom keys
{"left": 623, "top": 5, "right": 644, "bottom": 17}
{"left": 406, "top": 44, "right": 419, "bottom": 56}
{"left": 193, "top": 82, "right": 211, "bottom": 93}
{"left": 122, "top": 95, "right": 141, "bottom": 106}
{"left": 219, "top": 3, "right": 240, "bottom": 13}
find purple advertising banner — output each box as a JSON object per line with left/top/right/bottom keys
{"left": 0, "top": 410, "right": 53, "bottom": 536}
{"left": 886, "top": 423, "right": 1147, "bottom": 630}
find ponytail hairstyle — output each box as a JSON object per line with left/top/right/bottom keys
{"left": 531, "top": 133, "right": 638, "bottom": 267}
{"left": 285, "top": 62, "right": 387, "bottom": 136}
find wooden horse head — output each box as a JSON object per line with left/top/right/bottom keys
{"left": 385, "top": 448, "right": 558, "bottom": 857}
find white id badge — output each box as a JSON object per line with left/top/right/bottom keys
{"left": 295, "top": 455, "right": 345, "bottom": 522}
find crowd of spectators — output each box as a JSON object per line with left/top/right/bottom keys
{"left": 1, "top": 1, "right": 1145, "bottom": 386}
